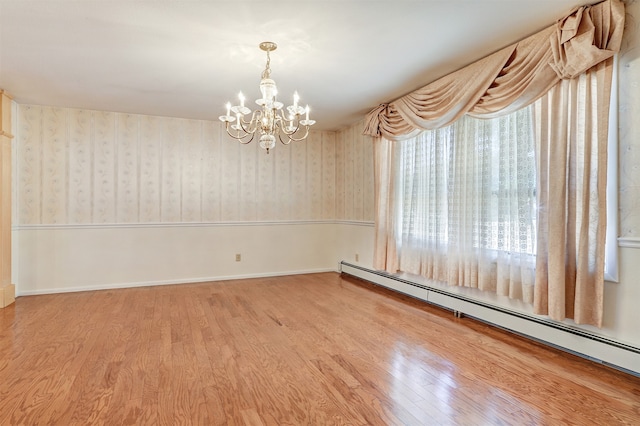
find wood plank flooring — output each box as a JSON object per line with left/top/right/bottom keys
{"left": 0, "top": 272, "right": 638, "bottom": 425}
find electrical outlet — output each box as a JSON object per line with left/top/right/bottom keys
{"left": 355, "top": 253, "right": 359, "bottom": 262}
{"left": 235, "top": 254, "right": 241, "bottom": 262}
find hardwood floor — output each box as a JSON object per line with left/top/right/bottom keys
{"left": 0, "top": 272, "right": 638, "bottom": 425}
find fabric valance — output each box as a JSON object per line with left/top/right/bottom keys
{"left": 363, "top": 0, "right": 625, "bottom": 140}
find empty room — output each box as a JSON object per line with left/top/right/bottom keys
{"left": 0, "top": 0, "right": 639, "bottom": 424}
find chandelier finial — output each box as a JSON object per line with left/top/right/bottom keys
{"left": 219, "top": 41, "right": 315, "bottom": 154}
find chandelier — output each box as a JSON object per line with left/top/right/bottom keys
{"left": 218, "top": 41, "right": 315, "bottom": 154}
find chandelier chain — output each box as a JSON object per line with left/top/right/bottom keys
{"left": 261, "top": 50, "right": 272, "bottom": 80}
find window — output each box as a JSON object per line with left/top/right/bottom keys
{"left": 390, "top": 80, "right": 619, "bottom": 293}
{"left": 394, "top": 106, "right": 537, "bottom": 261}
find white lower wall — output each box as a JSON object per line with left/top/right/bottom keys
{"left": 333, "top": 221, "right": 375, "bottom": 267}
{"left": 13, "top": 222, "right": 341, "bottom": 295}
{"left": 602, "top": 246, "right": 640, "bottom": 347}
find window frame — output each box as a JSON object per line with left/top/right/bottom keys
{"left": 604, "top": 55, "right": 619, "bottom": 282}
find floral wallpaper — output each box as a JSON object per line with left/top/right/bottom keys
{"left": 15, "top": 105, "right": 375, "bottom": 225}
{"left": 619, "top": 0, "right": 640, "bottom": 238}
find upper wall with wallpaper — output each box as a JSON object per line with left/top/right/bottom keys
{"left": 13, "top": 105, "right": 375, "bottom": 226}
{"left": 619, "top": 0, "right": 640, "bottom": 238}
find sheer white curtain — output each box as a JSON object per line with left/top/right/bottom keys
{"left": 383, "top": 107, "right": 537, "bottom": 302}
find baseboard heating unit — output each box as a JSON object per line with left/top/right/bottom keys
{"left": 340, "top": 261, "right": 640, "bottom": 377}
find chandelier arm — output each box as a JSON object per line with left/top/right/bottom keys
{"left": 225, "top": 121, "right": 247, "bottom": 139}
{"left": 277, "top": 132, "right": 292, "bottom": 145}
{"left": 237, "top": 133, "right": 255, "bottom": 144}
{"left": 276, "top": 125, "right": 311, "bottom": 145}
{"left": 239, "top": 110, "right": 260, "bottom": 134}
{"left": 281, "top": 123, "right": 300, "bottom": 136}
{"left": 225, "top": 122, "right": 255, "bottom": 144}
{"left": 285, "top": 126, "right": 311, "bottom": 142}
{"left": 276, "top": 109, "right": 301, "bottom": 136}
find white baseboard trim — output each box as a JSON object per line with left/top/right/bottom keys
{"left": 17, "top": 268, "right": 337, "bottom": 297}
{"left": 341, "top": 262, "right": 640, "bottom": 377}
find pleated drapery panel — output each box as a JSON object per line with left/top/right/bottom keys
{"left": 533, "top": 61, "right": 612, "bottom": 327}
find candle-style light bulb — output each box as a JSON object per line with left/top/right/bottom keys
{"left": 293, "top": 91, "right": 299, "bottom": 109}
{"left": 226, "top": 102, "right": 231, "bottom": 117}
{"left": 239, "top": 92, "right": 245, "bottom": 108}
{"left": 305, "top": 105, "right": 310, "bottom": 121}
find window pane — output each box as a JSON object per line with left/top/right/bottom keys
{"left": 395, "top": 107, "right": 537, "bottom": 257}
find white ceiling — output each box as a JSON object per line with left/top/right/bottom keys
{"left": 0, "top": 0, "right": 594, "bottom": 131}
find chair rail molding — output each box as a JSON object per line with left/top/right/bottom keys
{"left": 618, "top": 237, "right": 640, "bottom": 249}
